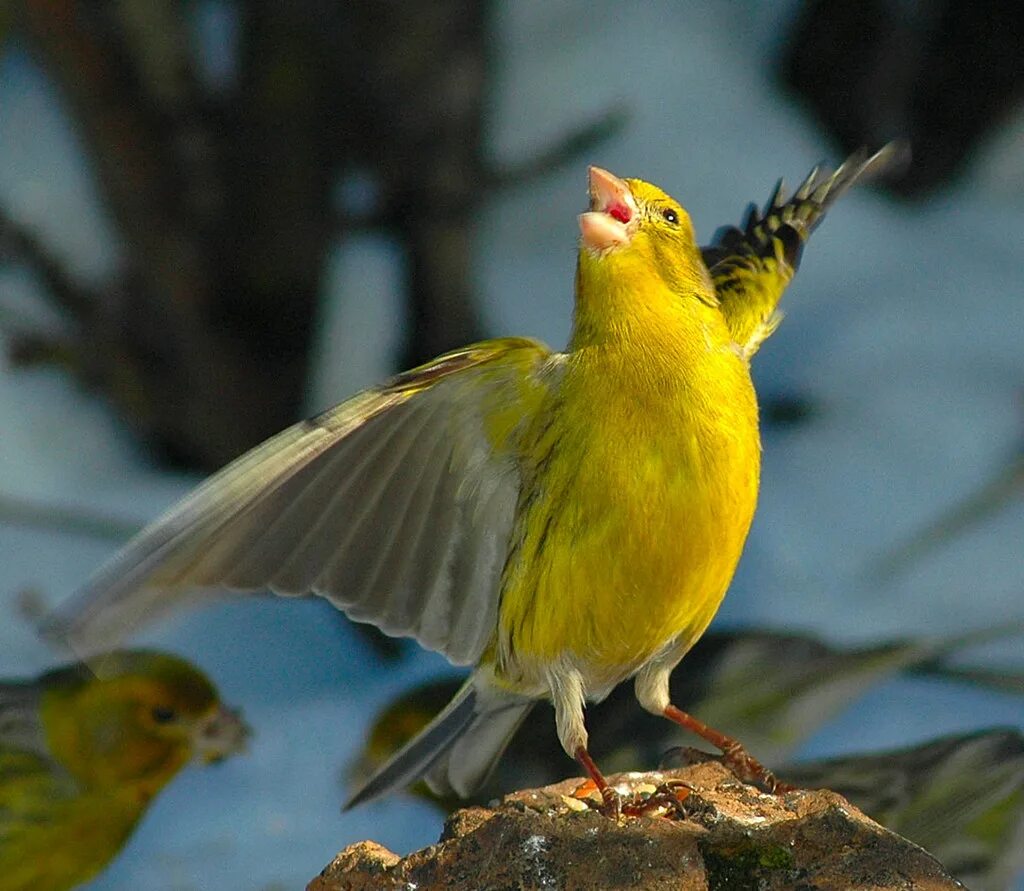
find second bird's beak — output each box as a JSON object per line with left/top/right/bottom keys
{"left": 194, "top": 704, "right": 251, "bottom": 764}
{"left": 579, "top": 166, "right": 637, "bottom": 252}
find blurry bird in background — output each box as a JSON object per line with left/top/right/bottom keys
{"left": 42, "top": 145, "right": 906, "bottom": 813}
{"left": 764, "top": 729, "right": 1024, "bottom": 891}
{"left": 0, "top": 651, "right": 249, "bottom": 891}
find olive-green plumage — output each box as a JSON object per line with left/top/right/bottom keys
{"left": 0, "top": 652, "right": 248, "bottom": 891}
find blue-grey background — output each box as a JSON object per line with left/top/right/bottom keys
{"left": 1, "top": 3, "right": 1022, "bottom": 888}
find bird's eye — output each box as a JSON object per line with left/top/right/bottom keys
{"left": 151, "top": 706, "right": 177, "bottom": 724}
{"left": 662, "top": 208, "right": 679, "bottom": 225}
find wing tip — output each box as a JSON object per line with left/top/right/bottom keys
{"left": 818, "top": 139, "right": 912, "bottom": 210}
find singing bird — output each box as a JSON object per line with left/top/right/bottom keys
{"left": 0, "top": 651, "right": 248, "bottom": 891}
{"left": 42, "top": 145, "right": 904, "bottom": 810}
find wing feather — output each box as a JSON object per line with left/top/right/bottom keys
{"left": 42, "top": 338, "right": 556, "bottom": 667}
{"left": 324, "top": 401, "right": 446, "bottom": 612}
{"left": 210, "top": 414, "right": 400, "bottom": 591}
{"left": 266, "top": 414, "right": 409, "bottom": 595}
{"left": 305, "top": 402, "right": 438, "bottom": 595}
{"left": 386, "top": 433, "right": 464, "bottom": 645}
{"left": 702, "top": 142, "right": 909, "bottom": 357}
{"left": 443, "top": 471, "right": 517, "bottom": 659}
{"left": 371, "top": 418, "right": 455, "bottom": 630}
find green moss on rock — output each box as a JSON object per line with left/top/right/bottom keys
{"left": 700, "top": 839, "right": 797, "bottom": 889}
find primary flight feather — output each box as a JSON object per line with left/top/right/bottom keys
{"left": 42, "top": 144, "right": 905, "bottom": 810}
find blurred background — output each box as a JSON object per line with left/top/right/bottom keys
{"left": 0, "top": 2, "right": 1022, "bottom": 889}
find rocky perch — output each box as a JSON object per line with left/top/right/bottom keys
{"left": 309, "top": 760, "right": 960, "bottom": 890}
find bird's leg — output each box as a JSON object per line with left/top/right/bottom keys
{"left": 575, "top": 747, "right": 694, "bottom": 818}
{"left": 556, "top": 668, "right": 689, "bottom": 818}
{"left": 552, "top": 669, "right": 622, "bottom": 817}
{"left": 635, "top": 662, "right": 793, "bottom": 794}
{"left": 662, "top": 703, "right": 793, "bottom": 793}
{"left": 574, "top": 745, "right": 621, "bottom": 817}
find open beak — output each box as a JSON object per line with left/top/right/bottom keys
{"left": 579, "top": 166, "right": 638, "bottom": 252}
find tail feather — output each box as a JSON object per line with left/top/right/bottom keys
{"left": 425, "top": 696, "right": 534, "bottom": 798}
{"left": 345, "top": 675, "right": 534, "bottom": 809}
{"left": 345, "top": 678, "right": 477, "bottom": 809}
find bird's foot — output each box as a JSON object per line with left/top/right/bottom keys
{"left": 661, "top": 704, "right": 795, "bottom": 795}
{"left": 621, "top": 779, "right": 693, "bottom": 818}
{"left": 720, "top": 741, "right": 795, "bottom": 794}
{"left": 573, "top": 777, "right": 693, "bottom": 820}
{"left": 571, "top": 777, "right": 622, "bottom": 819}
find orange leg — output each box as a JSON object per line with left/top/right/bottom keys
{"left": 575, "top": 746, "right": 695, "bottom": 819}
{"left": 575, "top": 746, "right": 621, "bottom": 816}
{"left": 663, "top": 704, "right": 794, "bottom": 793}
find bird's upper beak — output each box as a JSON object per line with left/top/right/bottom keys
{"left": 193, "top": 703, "right": 251, "bottom": 764}
{"left": 579, "top": 166, "right": 638, "bottom": 252}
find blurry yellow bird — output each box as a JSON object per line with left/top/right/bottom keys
{"left": 0, "top": 651, "right": 249, "bottom": 891}
{"left": 42, "top": 144, "right": 904, "bottom": 810}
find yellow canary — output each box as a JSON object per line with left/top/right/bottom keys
{"left": 42, "top": 145, "right": 903, "bottom": 810}
{"left": 0, "top": 651, "right": 249, "bottom": 891}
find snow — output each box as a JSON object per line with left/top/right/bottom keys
{"left": 0, "top": 3, "right": 1021, "bottom": 888}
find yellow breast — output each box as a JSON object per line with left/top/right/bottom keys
{"left": 496, "top": 302, "right": 759, "bottom": 691}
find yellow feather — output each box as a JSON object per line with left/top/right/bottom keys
{"left": 43, "top": 153, "right": 899, "bottom": 807}
{"left": 495, "top": 177, "right": 759, "bottom": 692}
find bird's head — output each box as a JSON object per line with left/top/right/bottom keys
{"left": 575, "top": 167, "right": 717, "bottom": 343}
{"left": 40, "top": 650, "right": 250, "bottom": 791}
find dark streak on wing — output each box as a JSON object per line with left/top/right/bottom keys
{"left": 701, "top": 142, "right": 909, "bottom": 355}
{"left": 703, "top": 142, "right": 908, "bottom": 276}
{"left": 0, "top": 682, "right": 47, "bottom": 758}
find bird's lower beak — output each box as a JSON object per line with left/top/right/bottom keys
{"left": 579, "top": 166, "right": 637, "bottom": 252}
{"left": 194, "top": 704, "right": 251, "bottom": 764}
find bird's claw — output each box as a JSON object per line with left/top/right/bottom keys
{"left": 581, "top": 779, "right": 693, "bottom": 820}
{"left": 721, "top": 741, "right": 795, "bottom": 794}
{"left": 623, "top": 780, "right": 693, "bottom": 818}
{"left": 598, "top": 787, "right": 622, "bottom": 820}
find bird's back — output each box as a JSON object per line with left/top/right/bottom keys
{"left": 0, "top": 739, "right": 142, "bottom": 891}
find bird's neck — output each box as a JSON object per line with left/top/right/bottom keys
{"left": 571, "top": 272, "right": 734, "bottom": 378}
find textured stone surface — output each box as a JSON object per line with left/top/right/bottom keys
{"left": 308, "top": 761, "right": 961, "bottom": 890}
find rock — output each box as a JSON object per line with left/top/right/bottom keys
{"left": 309, "top": 761, "right": 962, "bottom": 890}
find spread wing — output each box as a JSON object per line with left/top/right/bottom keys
{"left": 42, "top": 337, "right": 558, "bottom": 666}
{"left": 702, "top": 142, "right": 909, "bottom": 357}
